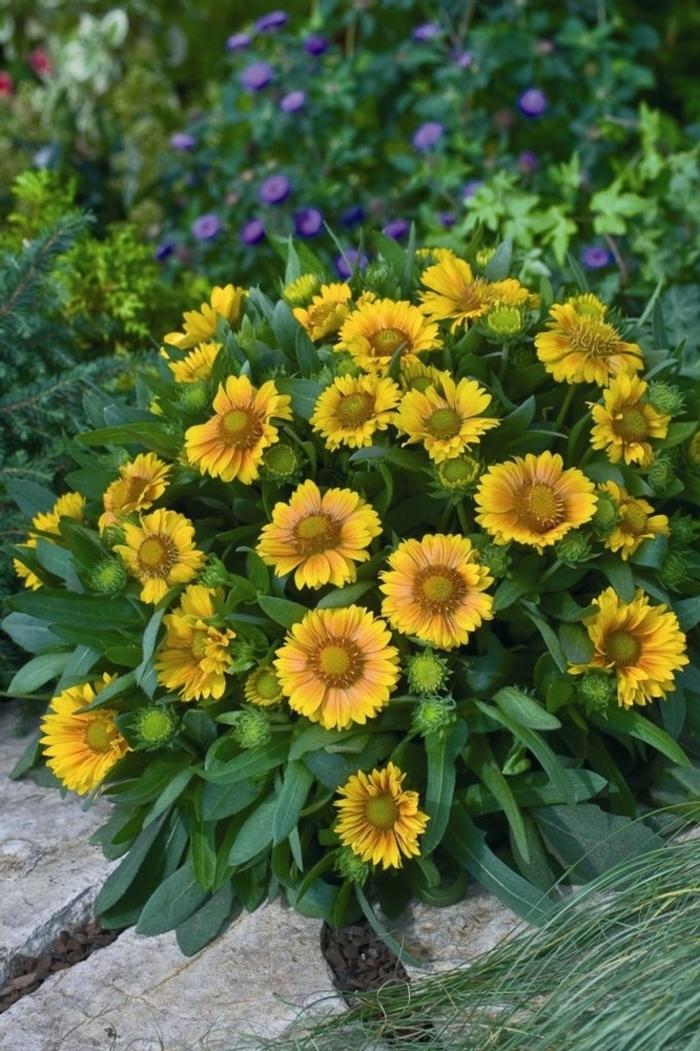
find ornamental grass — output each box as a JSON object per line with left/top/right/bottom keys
{"left": 4, "top": 235, "right": 699, "bottom": 951}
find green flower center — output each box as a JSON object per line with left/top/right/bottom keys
{"left": 264, "top": 443, "right": 298, "bottom": 475}
{"left": 138, "top": 535, "right": 176, "bottom": 575}
{"left": 365, "top": 793, "right": 398, "bottom": 831}
{"left": 138, "top": 709, "right": 174, "bottom": 743}
{"left": 486, "top": 305, "right": 522, "bottom": 336}
{"left": 85, "top": 720, "right": 115, "bottom": 754}
{"left": 191, "top": 631, "right": 209, "bottom": 659}
{"left": 370, "top": 328, "right": 406, "bottom": 356}
{"left": 522, "top": 482, "right": 563, "bottom": 530}
{"left": 409, "top": 654, "right": 445, "bottom": 693}
{"left": 219, "top": 407, "right": 263, "bottom": 449}
{"left": 621, "top": 504, "right": 648, "bottom": 535}
{"left": 255, "top": 669, "right": 281, "bottom": 701}
{"left": 318, "top": 644, "right": 352, "bottom": 678}
{"left": 428, "top": 407, "right": 462, "bottom": 439}
{"left": 416, "top": 566, "right": 466, "bottom": 611}
{"left": 295, "top": 513, "right": 339, "bottom": 553}
{"left": 606, "top": 629, "right": 640, "bottom": 666}
{"left": 439, "top": 456, "right": 480, "bottom": 486}
{"left": 616, "top": 408, "right": 649, "bottom": 442}
{"left": 337, "top": 392, "right": 375, "bottom": 426}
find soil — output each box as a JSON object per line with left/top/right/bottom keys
{"left": 0, "top": 919, "right": 121, "bottom": 1014}
{"left": 321, "top": 919, "right": 409, "bottom": 996}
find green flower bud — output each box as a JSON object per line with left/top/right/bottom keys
{"left": 199, "top": 555, "right": 231, "bottom": 588}
{"left": 502, "top": 743, "right": 531, "bottom": 776}
{"left": 647, "top": 382, "right": 685, "bottom": 417}
{"left": 577, "top": 670, "right": 617, "bottom": 715}
{"left": 134, "top": 705, "right": 179, "bottom": 747}
{"left": 647, "top": 455, "right": 676, "bottom": 493}
{"left": 592, "top": 492, "right": 621, "bottom": 536}
{"left": 669, "top": 514, "right": 700, "bottom": 547}
{"left": 363, "top": 260, "right": 397, "bottom": 298}
{"left": 554, "top": 531, "right": 593, "bottom": 566}
{"left": 405, "top": 650, "right": 450, "bottom": 696}
{"left": 335, "top": 847, "right": 370, "bottom": 885}
{"left": 510, "top": 345, "right": 537, "bottom": 368}
{"left": 482, "top": 304, "right": 526, "bottom": 341}
{"left": 476, "top": 542, "right": 511, "bottom": 578}
{"left": 475, "top": 247, "right": 495, "bottom": 268}
{"left": 688, "top": 432, "right": 700, "bottom": 467}
{"left": 89, "top": 557, "right": 128, "bottom": 595}
{"left": 659, "top": 552, "right": 689, "bottom": 590}
{"left": 282, "top": 272, "right": 320, "bottom": 306}
{"left": 412, "top": 695, "right": 457, "bottom": 737}
{"left": 177, "top": 380, "right": 210, "bottom": 411}
{"left": 260, "top": 441, "right": 303, "bottom": 483}
{"left": 435, "top": 455, "right": 482, "bottom": 493}
{"left": 101, "top": 523, "right": 127, "bottom": 548}
{"left": 233, "top": 709, "right": 272, "bottom": 749}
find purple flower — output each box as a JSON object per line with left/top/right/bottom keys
{"left": 335, "top": 249, "right": 369, "bottom": 279}
{"left": 169, "top": 131, "right": 196, "bottom": 151}
{"left": 452, "top": 49, "right": 472, "bottom": 68}
{"left": 440, "top": 211, "right": 456, "bottom": 228}
{"left": 581, "top": 244, "right": 613, "bottom": 269}
{"left": 255, "top": 10, "right": 288, "bottom": 32}
{"left": 241, "top": 218, "right": 266, "bottom": 245}
{"left": 154, "top": 240, "right": 175, "bottom": 261}
{"left": 294, "top": 207, "right": 323, "bottom": 238}
{"left": 383, "top": 218, "right": 409, "bottom": 241}
{"left": 304, "top": 34, "right": 328, "bottom": 55}
{"left": 413, "top": 121, "right": 444, "bottom": 151}
{"left": 341, "top": 204, "right": 365, "bottom": 227}
{"left": 241, "top": 62, "right": 274, "bottom": 91}
{"left": 226, "top": 31, "right": 251, "bottom": 51}
{"left": 413, "top": 23, "right": 440, "bottom": 41}
{"left": 518, "top": 88, "right": 547, "bottom": 117}
{"left": 517, "top": 150, "right": 539, "bottom": 174}
{"left": 192, "top": 213, "right": 222, "bottom": 241}
{"left": 280, "top": 89, "right": 306, "bottom": 112}
{"left": 462, "top": 180, "right": 483, "bottom": 199}
{"left": 259, "top": 173, "right": 291, "bottom": 204}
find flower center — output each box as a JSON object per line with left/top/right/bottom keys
{"left": 337, "top": 392, "right": 375, "bottom": 426}
{"left": 615, "top": 408, "right": 649, "bottom": 442}
{"left": 569, "top": 318, "right": 617, "bottom": 358}
{"left": 295, "top": 513, "right": 340, "bottom": 554}
{"left": 219, "top": 407, "right": 263, "bottom": 449}
{"left": 315, "top": 640, "right": 362, "bottom": 686}
{"left": 365, "top": 792, "right": 398, "bottom": 831}
{"left": 457, "top": 281, "right": 485, "bottom": 312}
{"left": 191, "top": 630, "right": 209, "bottom": 659}
{"left": 428, "top": 407, "right": 462, "bottom": 439}
{"left": 85, "top": 719, "right": 115, "bottom": 754}
{"left": 370, "top": 328, "right": 406, "bottom": 357}
{"left": 520, "top": 482, "right": 563, "bottom": 532}
{"left": 139, "top": 709, "right": 173, "bottom": 743}
{"left": 255, "top": 670, "right": 281, "bottom": 700}
{"left": 439, "top": 455, "right": 480, "bottom": 486}
{"left": 263, "top": 443, "right": 298, "bottom": 475}
{"left": 414, "top": 565, "right": 466, "bottom": 612}
{"left": 606, "top": 629, "right": 641, "bottom": 666}
{"left": 621, "top": 503, "right": 648, "bottom": 535}
{"left": 138, "top": 535, "right": 177, "bottom": 576}
{"left": 124, "top": 476, "right": 151, "bottom": 503}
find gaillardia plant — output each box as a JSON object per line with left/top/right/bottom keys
{"left": 4, "top": 237, "right": 699, "bottom": 955}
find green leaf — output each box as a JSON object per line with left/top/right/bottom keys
{"left": 349, "top": 444, "right": 426, "bottom": 472}
{"left": 203, "top": 734, "right": 288, "bottom": 783}
{"left": 674, "top": 596, "right": 700, "bottom": 631}
{"left": 8, "top": 590, "right": 143, "bottom": 632}
{"left": 257, "top": 595, "right": 307, "bottom": 629}
{"left": 274, "top": 377, "right": 323, "bottom": 421}
{"left": 316, "top": 580, "right": 375, "bottom": 609}
{"left": 466, "top": 739, "right": 530, "bottom": 862}
{"left": 481, "top": 397, "right": 536, "bottom": 453}
{"left": 76, "top": 422, "right": 180, "bottom": 458}
{"left": 273, "top": 759, "right": 314, "bottom": 845}
{"left": 289, "top": 725, "right": 356, "bottom": 761}
{"left": 3, "top": 478, "right": 55, "bottom": 518}
{"left": 493, "top": 574, "right": 537, "bottom": 613}
{"left": 483, "top": 238, "right": 513, "bottom": 280}
{"left": 534, "top": 804, "right": 662, "bottom": 882}
{"left": 199, "top": 778, "right": 262, "bottom": 820}
{"left": 94, "top": 811, "right": 169, "bottom": 914}
{"left": 175, "top": 882, "right": 236, "bottom": 956}
{"left": 422, "top": 721, "right": 468, "bottom": 854}
{"left": 464, "top": 769, "right": 607, "bottom": 814}
{"left": 630, "top": 534, "right": 668, "bottom": 569}
{"left": 190, "top": 818, "right": 218, "bottom": 891}
{"left": 520, "top": 604, "right": 567, "bottom": 671}
{"left": 558, "top": 623, "right": 595, "bottom": 664}
{"left": 8, "top": 731, "right": 42, "bottom": 780}
{"left": 143, "top": 767, "right": 195, "bottom": 826}
{"left": 355, "top": 885, "right": 423, "bottom": 968}
{"left": 591, "top": 708, "right": 690, "bottom": 767}
{"left": 229, "top": 793, "right": 278, "bottom": 866}
{"left": 136, "top": 861, "right": 209, "bottom": 936}
{"left": 493, "top": 687, "right": 562, "bottom": 730}
{"left": 8, "top": 651, "right": 72, "bottom": 696}
{"left": 598, "top": 557, "right": 635, "bottom": 602}
{"left": 1, "top": 612, "right": 58, "bottom": 654}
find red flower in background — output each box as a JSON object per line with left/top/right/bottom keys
{"left": 0, "top": 71, "right": 14, "bottom": 96}
{"left": 29, "top": 49, "right": 52, "bottom": 76}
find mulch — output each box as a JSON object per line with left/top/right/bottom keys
{"left": 0, "top": 919, "right": 121, "bottom": 1014}
{"left": 321, "top": 919, "right": 409, "bottom": 996}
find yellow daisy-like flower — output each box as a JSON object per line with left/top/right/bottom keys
{"left": 185, "top": 375, "right": 292, "bottom": 484}
{"left": 168, "top": 342, "right": 221, "bottom": 383}
{"left": 13, "top": 492, "right": 86, "bottom": 589}
{"left": 98, "top": 453, "right": 171, "bottom": 532}
{"left": 380, "top": 533, "right": 493, "bottom": 650}
{"left": 40, "top": 675, "right": 129, "bottom": 795}
{"left": 114, "top": 508, "right": 205, "bottom": 604}
{"left": 334, "top": 762, "right": 429, "bottom": 870}
{"left": 590, "top": 375, "right": 670, "bottom": 467}
{"left": 244, "top": 664, "right": 284, "bottom": 707}
{"left": 164, "top": 284, "right": 245, "bottom": 350}
{"left": 419, "top": 255, "right": 529, "bottom": 332}
{"left": 597, "top": 481, "right": 669, "bottom": 561}
{"left": 275, "top": 606, "right": 400, "bottom": 730}
{"left": 475, "top": 451, "right": 597, "bottom": 551}
{"left": 155, "top": 585, "right": 235, "bottom": 701}
{"left": 257, "top": 479, "right": 382, "bottom": 589}
{"left": 310, "top": 372, "right": 401, "bottom": 451}
{"left": 396, "top": 375, "right": 499, "bottom": 463}
{"left": 568, "top": 588, "right": 688, "bottom": 707}
{"left": 399, "top": 359, "right": 451, "bottom": 394}
{"left": 535, "top": 299, "right": 643, "bottom": 386}
{"left": 293, "top": 282, "right": 352, "bottom": 341}
{"left": 336, "top": 298, "right": 441, "bottom": 372}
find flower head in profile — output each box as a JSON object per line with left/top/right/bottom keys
{"left": 568, "top": 588, "right": 687, "bottom": 707}
{"left": 168, "top": 342, "right": 221, "bottom": 384}
{"left": 419, "top": 254, "right": 529, "bottom": 332}
{"left": 13, "top": 492, "right": 86, "bottom": 590}
{"left": 293, "top": 283, "right": 352, "bottom": 341}
{"left": 590, "top": 375, "right": 670, "bottom": 467}
{"left": 114, "top": 508, "right": 205, "bottom": 604}
{"left": 257, "top": 480, "right": 381, "bottom": 589}
{"left": 40, "top": 675, "right": 129, "bottom": 795}
{"left": 475, "top": 451, "right": 597, "bottom": 551}
{"left": 155, "top": 585, "right": 235, "bottom": 701}
{"left": 244, "top": 664, "right": 284, "bottom": 707}
{"left": 334, "top": 762, "right": 429, "bottom": 869}
{"left": 381, "top": 533, "right": 493, "bottom": 649}
{"left": 597, "top": 481, "right": 669, "bottom": 561}
{"left": 185, "top": 375, "right": 292, "bottom": 484}
{"left": 535, "top": 296, "right": 643, "bottom": 385}
{"left": 396, "top": 375, "right": 499, "bottom": 462}
{"left": 336, "top": 298, "right": 441, "bottom": 372}
{"left": 311, "top": 372, "right": 402, "bottom": 450}
{"left": 164, "top": 285, "right": 245, "bottom": 350}
{"left": 99, "top": 453, "right": 171, "bottom": 531}
{"left": 275, "top": 606, "right": 399, "bottom": 730}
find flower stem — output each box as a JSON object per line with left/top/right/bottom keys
{"left": 554, "top": 385, "right": 576, "bottom": 430}
{"left": 497, "top": 343, "right": 509, "bottom": 382}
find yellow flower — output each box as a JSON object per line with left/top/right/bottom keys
{"left": 155, "top": 585, "right": 235, "bottom": 701}
{"left": 396, "top": 375, "right": 499, "bottom": 463}
{"left": 419, "top": 255, "right": 529, "bottom": 332}
{"left": 164, "top": 284, "right": 245, "bottom": 350}
{"left": 13, "top": 492, "right": 86, "bottom": 590}
{"left": 275, "top": 606, "right": 399, "bottom": 730}
{"left": 475, "top": 451, "right": 597, "bottom": 551}
{"left": 535, "top": 299, "right": 643, "bottom": 386}
{"left": 185, "top": 375, "right": 292, "bottom": 484}
{"left": 98, "top": 453, "right": 171, "bottom": 531}
{"left": 168, "top": 342, "right": 221, "bottom": 383}
{"left": 380, "top": 533, "right": 493, "bottom": 650}
{"left": 283, "top": 272, "right": 320, "bottom": 306}
{"left": 310, "top": 372, "right": 401, "bottom": 450}
{"left": 568, "top": 588, "right": 688, "bottom": 707}
{"left": 293, "top": 282, "right": 352, "bottom": 341}
{"left": 597, "top": 481, "right": 669, "bottom": 561}
{"left": 399, "top": 359, "right": 451, "bottom": 394}
{"left": 257, "top": 479, "right": 381, "bottom": 589}
{"left": 244, "top": 664, "right": 284, "bottom": 707}
{"left": 590, "top": 375, "right": 670, "bottom": 467}
{"left": 114, "top": 508, "right": 205, "bottom": 604}
{"left": 334, "top": 762, "right": 429, "bottom": 870}
{"left": 40, "top": 675, "right": 129, "bottom": 795}
{"left": 336, "top": 298, "right": 441, "bottom": 372}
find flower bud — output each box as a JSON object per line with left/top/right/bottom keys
{"left": 688, "top": 432, "right": 700, "bottom": 467}
{"left": 134, "top": 705, "right": 179, "bottom": 747}
{"left": 177, "top": 380, "right": 210, "bottom": 411}
{"left": 89, "top": 558, "right": 128, "bottom": 595}
{"left": 475, "top": 247, "right": 496, "bottom": 269}
{"left": 363, "top": 260, "right": 397, "bottom": 298}
{"left": 592, "top": 491, "right": 620, "bottom": 536}
{"left": 405, "top": 650, "right": 450, "bottom": 696}
{"left": 476, "top": 541, "right": 511, "bottom": 578}
{"left": 669, "top": 514, "right": 700, "bottom": 547}
{"left": 282, "top": 272, "right": 320, "bottom": 306}
{"left": 199, "top": 555, "right": 231, "bottom": 588}
{"left": 101, "top": 523, "right": 127, "bottom": 548}
{"left": 260, "top": 441, "right": 303, "bottom": 483}
{"left": 659, "top": 552, "right": 688, "bottom": 590}
{"left": 647, "top": 382, "right": 685, "bottom": 417}
{"left": 554, "top": 530, "right": 593, "bottom": 566}
{"left": 577, "top": 670, "right": 617, "bottom": 714}
{"left": 335, "top": 847, "right": 370, "bottom": 885}
{"left": 647, "top": 455, "right": 676, "bottom": 493}
{"left": 411, "top": 695, "right": 457, "bottom": 736}
{"left": 511, "top": 345, "right": 537, "bottom": 368}
{"left": 435, "top": 455, "right": 482, "bottom": 493}
{"left": 244, "top": 664, "right": 284, "bottom": 707}
{"left": 232, "top": 709, "right": 272, "bottom": 749}
{"left": 482, "top": 304, "right": 526, "bottom": 340}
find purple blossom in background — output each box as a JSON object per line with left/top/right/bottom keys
{"left": 517, "top": 150, "right": 539, "bottom": 174}
{"left": 383, "top": 218, "right": 409, "bottom": 240}
{"left": 518, "top": 88, "right": 547, "bottom": 117}
{"left": 413, "top": 23, "right": 440, "bottom": 41}
{"left": 169, "top": 132, "right": 195, "bottom": 151}
{"left": 255, "top": 10, "right": 289, "bottom": 32}
{"left": 280, "top": 90, "right": 306, "bottom": 112}
{"left": 294, "top": 207, "right": 323, "bottom": 238}
{"left": 452, "top": 49, "right": 472, "bottom": 68}
{"left": 440, "top": 212, "right": 456, "bottom": 228}
{"left": 192, "top": 214, "right": 222, "bottom": 241}
{"left": 154, "top": 240, "right": 175, "bottom": 261}
{"left": 462, "top": 180, "right": 483, "bottom": 199}
{"left": 581, "top": 244, "right": 613, "bottom": 269}
{"left": 413, "top": 121, "right": 444, "bottom": 151}
{"left": 226, "top": 32, "right": 250, "bottom": 52}
{"left": 259, "top": 173, "right": 291, "bottom": 204}
{"left": 341, "top": 204, "right": 365, "bottom": 227}
{"left": 240, "top": 62, "right": 274, "bottom": 91}
{"left": 304, "top": 34, "right": 328, "bottom": 55}
{"left": 241, "top": 218, "right": 266, "bottom": 245}
{"left": 335, "top": 249, "right": 369, "bottom": 279}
